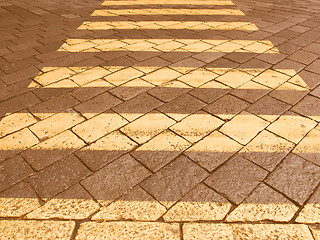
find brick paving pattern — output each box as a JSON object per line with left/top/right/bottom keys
{"left": 0, "top": 0, "right": 320, "bottom": 238}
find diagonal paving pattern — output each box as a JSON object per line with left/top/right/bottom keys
{"left": 0, "top": 0, "right": 320, "bottom": 238}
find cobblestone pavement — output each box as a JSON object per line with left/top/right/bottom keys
{"left": 0, "top": 0, "right": 320, "bottom": 238}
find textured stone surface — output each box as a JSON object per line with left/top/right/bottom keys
{"left": 76, "top": 222, "right": 180, "bottom": 240}
{"left": 266, "top": 154, "right": 320, "bottom": 205}
{"left": 183, "top": 223, "right": 314, "bottom": 240}
{"left": 185, "top": 131, "right": 242, "bottom": 171}
{"left": 92, "top": 186, "right": 166, "bottom": 221}
{"left": 293, "top": 129, "right": 320, "bottom": 166}
{"left": 240, "top": 130, "right": 294, "bottom": 171}
{"left": 26, "top": 184, "right": 100, "bottom": 220}
{"left": 205, "top": 155, "right": 268, "bottom": 204}
{"left": 81, "top": 155, "right": 150, "bottom": 206}
{"left": 296, "top": 187, "right": 320, "bottom": 223}
{"left": 226, "top": 183, "right": 298, "bottom": 222}
{"left": 141, "top": 156, "right": 208, "bottom": 208}
{"left": 0, "top": 220, "right": 75, "bottom": 239}
{"left": 132, "top": 130, "right": 191, "bottom": 171}
{"left": 163, "top": 184, "right": 231, "bottom": 221}
{"left": 0, "top": 182, "right": 41, "bottom": 217}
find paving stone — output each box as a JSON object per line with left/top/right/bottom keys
{"left": 148, "top": 80, "right": 191, "bottom": 102}
{"left": 104, "top": 67, "right": 144, "bottom": 86}
{"left": 81, "top": 154, "right": 150, "bottom": 206}
{"left": 0, "top": 128, "right": 39, "bottom": 162}
{"left": 252, "top": 69, "right": 291, "bottom": 88}
{"left": 157, "top": 93, "right": 206, "bottom": 121}
{"left": 0, "top": 155, "right": 34, "bottom": 192}
{"left": 269, "top": 82, "right": 309, "bottom": 105}
{"left": 70, "top": 67, "right": 110, "bottom": 85}
{"left": 177, "top": 69, "right": 218, "bottom": 87}
{"left": 92, "top": 186, "right": 166, "bottom": 221}
{"left": 289, "top": 70, "right": 319, "bottom": 90}
{"left": 240, "top": 130, "right": 294, "bottom": 171}
{"left": 29, "top": 108, "right": 84, "bottom": 140}
{"left": 76, "top": 131, "right": 137, "bottom": 171}
{"left": 310, "top": 226, "right": 320, "bottom": 240}
{"left": 266, "top": 154, "right": 320, "bottom": 205}
{"left": 75, "top": 222, "right": 180, "bottom": 240}
{"left": 113, "top": 93, "right": 163, "bottom": 122}
{"left": 226, "top": 183, "right": 298, "bottom": 222}
{"left": 189, "top": 80, "right": 231, "bottom": 103}
{"left": 0, "top": 220, "right": 75, "bottom": 240}
{"left": 34, "top": 67, "right": 74, "bottom": 86}
{"left": 74, "top": 91, "right": 122, "bottom": 119}
{"left": 292, "top": 95, "right": 320, "bottom": 122}
{"left": 121, "top": 111, "right": 175, "bottom": 144}
{"left": 204, "top": 94, "right": 249, "bottom": 120}
{"left": 26, "top": 184, "right": 100, "bottom": 220}
{"left": 231, "top": 81, "right": 271, "bottom": 103}
{"left": 110, "top": 78, "right": 153, "bottom": 101}
{"left": 0, "top": 111, "right": 37, "bottom": 138}
{"left": 0, "top": 182, "right": 41, "bottom": 217}
{"left": 205, "top": 155, "right": 268, "bottom": 204}
{"left": 28, "top": 155, "right": 90, "bottom": 199}
{"left": 293, "top": 129, "right": 320, "bottom": 166}
{"left": 183, "top": 223, "right": 314, "bottom": 240}
{"left": 215, "top": 70, "right": 253, "bottom": 88}
{"left": 29, "top": 93, "right": 80, "bottom": 120}
{"left": 163, "top": 183, "right": 231, "bottom": 221}
{"left": 141, "top": 155, "right": 208, "bottom": 208}
{"left": 267, "top": 111, "right": 316, "bottom": 143}
{"left": 185, "top": 131, "right": 242, "bottom": 172}
{"left": 296, "top": 186, "right": 320, "bottom": 223}
{"left": 132, "top": 130, "right": 191, "bottom": 171}
{"left": 72, "top": 111, "right": 128, "bottom": 143}
{"left": 170, "top": 111, "right": 224, "bottom": 142}
{"left": 142, "top": 67, "right": 182, "bottom": 86}
{"left": 22, "top": 130, "right": 85, "bottom": 170}
{"left": 220, "top": 111, "right": 269, "bottom": 145}
{"left": 246, "top": 95, "right": 291, "bottom": 122}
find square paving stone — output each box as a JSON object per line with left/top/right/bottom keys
{"left": 226, "top": 183, "right": 298, "bottom": 222}
{"left": 141, "top": 155, "right": 208, "bottom": 208}
{"left": 28, "top": 155, "right": 90, "bottom": 199}
{"left": 205, "top": 154, "right": 268, "bottom": 204}
{"left": 81, "top": 154, "right": 150, "bottom": 206}
{"left": 265, "top": 154, "right": 320, "bottom": 205}
{"left": 239, "top": 130, "right": 295, "bottom": 171}
{"left": 185, "top": 131, "right": 242, "bottom": 172}
{"left": 132, "top": 130, "right": 191, "bottom": 172}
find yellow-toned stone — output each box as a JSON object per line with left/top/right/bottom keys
{"left": 267, "top": 112, "right": 316, "bottom": 143}
{"left": 70, "top": 67, "right": 110, "bottom": 85}
{"left": 296, "top": 187, "right": 320, "bottom": 223}
{"left": 121, "top": 112, "right": 175, "bottom": 144}
{"left": 240, "top": 130, "right": 294, "bottom": 171}
{"left": 216, "top": 70, "right": 253, "bottom": 88}
{"left": 0, "top": 220, "right": 75, "bottom": 239}
{"left": 92, "top": 186, "right": 166, "bottom": 221}
{"left": 163, "top": 184, "right": 231, "bottom": 221}
{"left": 183, "top": 223, "right": 314, "bottom": 239}
{"left": 226, "top": 183, "right": 298, "bottom": 222}
{"left": 220, "top": 111, "right": 269, "bottom": 145}
{"left": 72, "top": 112, "right": 128, "bottom": 142}
{"left": 177, "top": 69, "right": 217, "bottom": 87}
{"left": 142, "top": 67, "right": 182, "bottom": 86}
{"left": 170, "top": 111, "right": 224, "bottom": 142}
{"left": 104, "top": 67, "right": 144, "bottom": 86}
{"left": 293, "top": 129, "right": 320, "bottom": 166}
{"left": 252, "top": 70, "right": 290, "bottom": 88}
{"left": 0, "top": 182, "right": 41, "bottom": 217}
{"left": 0, "top": 128, "right": 39, "bottom": 161}
{"left": 132, "top": 130, "right": 191, "bottom": 171}
{"left": 27, "top": 184, "right": 100, "bottom": 220}
{"left": 34, "top": 68, "right": 75, "bottom": 86}
{"left": 185, "top": 131, "right": 242, "bottom": 171}
{"left": 76, "top": 222, "right": 180, "bottom": 240}
{"left": 30, "top": 109, "right": 84, "bottom": 140}
{"left": 0, "top": 112, "right": 37, "bottom": 137}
